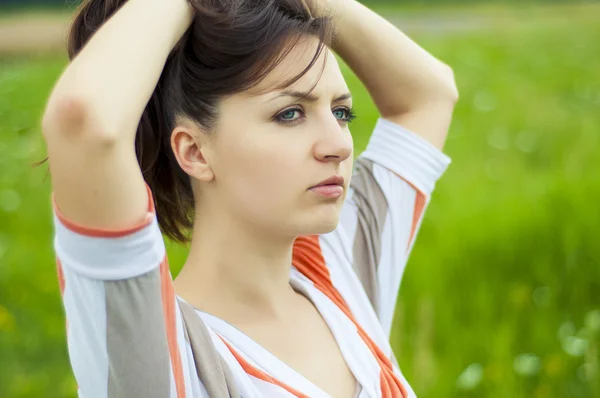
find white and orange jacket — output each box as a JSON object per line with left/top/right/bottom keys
{"left": 53, "top": 118, "right": 451, "bottom": 398}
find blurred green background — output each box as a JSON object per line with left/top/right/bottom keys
{"left": 1, "top": 0, "right": 599, "bottom": 397}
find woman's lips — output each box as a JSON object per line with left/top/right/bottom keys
{"left": 309, "top": 185, "right": 344, "bottom": 199}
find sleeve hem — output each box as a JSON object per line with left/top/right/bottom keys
{"left": 52, "top": 185, "right": 166, "bottom": 281}
{"left": 359, "top": 118, "right": 452, "bottom": 195}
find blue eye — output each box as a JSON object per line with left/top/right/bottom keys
{"left": 274, "top": 107, "right": 356, "bottom": 125}
{"left": 275, "top": 108, "right": 304, "bottom": 125}
{"left": 280, "top": 110, "right": 300, "bottom": 120}
{"left": 333, "top": 107, "right": 356, "bottom": 123}
{"left": 333, "top": 109, "right": 347, "bottom": 119}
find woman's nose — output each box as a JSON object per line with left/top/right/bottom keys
{"left": 313, "top": 118, "right": 353, "bottom": 163}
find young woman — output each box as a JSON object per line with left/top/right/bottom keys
{"left": 42, "top": 0, "right": 457, "bottom": 396}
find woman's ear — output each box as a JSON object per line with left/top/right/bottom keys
{"left": 171, "top": 123, "right": 215, "bottom": 182}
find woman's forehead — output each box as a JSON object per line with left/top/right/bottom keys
{"left": 250, "top": 40, "right": 347, "bottom": 99}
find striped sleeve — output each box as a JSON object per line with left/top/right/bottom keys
{"left": 327, "top": 118, "right": 451, "bottom": 336}
{"left": 53, "top": 186, "right": 205, "bottom": 398}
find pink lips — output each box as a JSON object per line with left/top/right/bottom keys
{"left": 309, "top": 175, "right": 345, "bottom": 199}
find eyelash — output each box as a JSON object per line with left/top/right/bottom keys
{"left": 274, "top": 106, "right": 357, "bottom": 126}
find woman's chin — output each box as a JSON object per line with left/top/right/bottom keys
{"left": 295, "top": 213, "right": 341, "bottom": 236}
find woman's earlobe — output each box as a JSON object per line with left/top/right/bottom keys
{"left": 193, "top": 147, "right": 215, "bottom": 182}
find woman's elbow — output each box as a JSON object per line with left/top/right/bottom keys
{"left": 42, "top": 95, "right": 87, "bottom": 138}
{"left": 437, "top": 63, "right": 459, "bottom": 104}
{"left": 42, "top": 95, "right": 118, "bottom": 147}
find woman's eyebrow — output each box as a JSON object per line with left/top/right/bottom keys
{"left": 333, "top": 93, "right": 353, "bottom": 102}
{"left": 267, "top": 90, "right": 352, "bottom": 103}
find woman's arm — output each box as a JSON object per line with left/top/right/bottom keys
{"left": 326, "top": 0, "right": 458, "bottom": 150}
{"left": 42, "top": 3, "right": 200, "bottom": 395}
{"left": 309, "top": 0, "right": 455, "bottom": 334}
{"left": 42, "top": 0, "right": 194, "bottom": 228}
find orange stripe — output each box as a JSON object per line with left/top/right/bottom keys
{"left": 52, "top": 184, "right": 155, "bottom": 238}
{"left": 56, "top": 259, "right": 67, "bottom": 330}
{"left": 160, "top": 259, "right": 186, "bottom": 398}
{"left": 220, "top": 338, "right": 310, "bottom": 398}
{"left": 56, "top": 259, "right": 66, "bottom": 296}
{"left": 292, "top": 235, "right": 408, "bottom": 398}
{"left": 407, "top": 191, "right": 426, "bottom": 252}
{"left": 396, "top": 175, "right": 427, "bottom": 253}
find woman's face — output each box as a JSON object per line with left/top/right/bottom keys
{"left": 201, "top": 37, "right": 354, "bottom": 237}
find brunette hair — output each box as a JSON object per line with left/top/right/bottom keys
{"left": 67, "top": 0, "right": 332, "bottom": 242}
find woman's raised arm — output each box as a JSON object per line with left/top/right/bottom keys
{"left": 308, "top": 0, "right": 456, "bottom": 334}
{"left": 324, "top": 0, "right": 458, "bottom": 150}
{"left": 42, "top": 0, "right": 194, "bottom": 229}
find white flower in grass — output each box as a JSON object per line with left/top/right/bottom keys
{"left": 562, "top": 336, "right": 588, "bottom": 357}
{"left": 513, "top": 354, "right": 541, "bottom": 376}
{"left": 456, "top": 363, "right": 483, "bottom": 391}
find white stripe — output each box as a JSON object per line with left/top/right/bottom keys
{"left": 173, "top": 301, "right": 196, "bottom": 397}
{"left": 167, "top": 356, "right": 177, "bottom": 398}
{"left": 206, "top": 327, "right": 263, "bottom": 398}
{"left": 62, "top": 267, "right": 109, "bottom": 398}
{"left": 318, "top": 233, "right": 381, "bottom": 339}
{"left": 373, "top": 165, "right": 417, "bottom": 336}
{"left": 183, "top": 340, "right": 210, "bottom": 398}
{"left": 249, "top": 377, "right": 298, "bottom": 397}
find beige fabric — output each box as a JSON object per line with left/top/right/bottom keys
{"left": 350, "top": 158, "right": 389, "bottom": 314}
{"left": 105, "top": 268, "right": 172, "bottom": 397}
{"left": 178, "top": 299, "right": 242, "bottom": 398}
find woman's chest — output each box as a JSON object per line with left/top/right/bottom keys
{"left": 195, "top": 274, "right": 386, "bottom": 398}
{"left": 234, "top": 293, "right": 358, "bottom": 398}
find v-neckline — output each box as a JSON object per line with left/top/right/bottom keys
{"left": 189, "top": 269, "right": 370, "bottom": 398}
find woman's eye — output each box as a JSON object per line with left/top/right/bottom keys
{"left": 333, "top": 109, "right": 347, "bottom": 119}
{"left": 333, "top": 107, "right": 356, "bottom": 123}
{"left": 276, "top": 109, "right": 303, "bottom": 123}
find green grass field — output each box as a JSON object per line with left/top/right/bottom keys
{"left": 1, "top": 4, "right": 599, "bottom": 397}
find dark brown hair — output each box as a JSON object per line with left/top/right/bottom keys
{"left": 67, "top": 0, "right": 332, "bottom": 242}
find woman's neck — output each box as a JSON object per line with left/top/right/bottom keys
{"left": 173, "top": 210, "right": 300, "bottom": 324}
